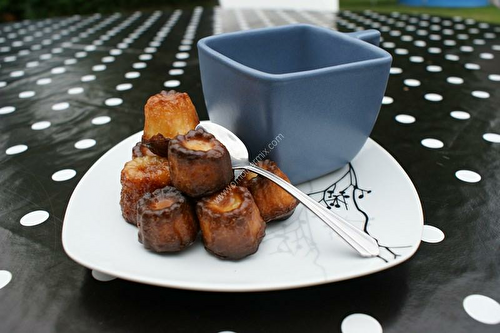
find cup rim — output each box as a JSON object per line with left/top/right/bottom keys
{"left": 198, "top": 24, "right": 392, "bottom": 81}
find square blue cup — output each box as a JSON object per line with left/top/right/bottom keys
{"left": 198, "top": 24, "right": 392, "bottom": 184}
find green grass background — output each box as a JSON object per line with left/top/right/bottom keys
{"left": 0, "top": 0, "right": 499, "bottom": 23}
{"left": 340, "top": 0, "right": 500, "bottom": 23}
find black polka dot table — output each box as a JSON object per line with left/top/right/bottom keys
{"left": 1, "top": 6, "right": 500, "bottom": 333}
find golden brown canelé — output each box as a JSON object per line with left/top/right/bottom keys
{"left": 142, "top": 90, "right": 200, "bottom": 157}
{"left": 137, "top": 186, "right": 199, "bottom": 252}
{"left": 241, "top": 160, "right": 298, "bottom": 222}
{"left": 132, "top": 141, "right": 157, "bottom": 159}
{"left": 196, "top": 186, "right": 265, "bottom": 260}
{"left": 120, "top": 156, "right": 171, "bottom": 225}
{"left": 168, "top": 128, "right": 233, "bottom": 197}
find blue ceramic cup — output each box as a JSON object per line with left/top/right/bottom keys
{"left": 198, "top": 24, "right": 392, "bottom": 184}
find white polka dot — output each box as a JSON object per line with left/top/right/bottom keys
{"left": 479, "top": 53, "right": 494, "bottom": 60}
{"left": 341, "top": 313, "right": 382, "bottom": 333}
{"left": 101, "top": 56, "right": 115, "bottom": 63}
{"left": 10, "top": 70, "right": 24, "bottom": 77}
{"left": 0, "top": 106, "right": 15, "bottom": 115}
{"left": 52, "top": 169, "right": 77, "bottom": 182}
{"left": 409, "top": 56, "right": 424, "bottom": 63}
{"left": 168, "top": 69, "right": 184, "bottom": 76}
{"left": 145, "top": 47, "right": 157, "bottom": 53}
{"left": 92, "top": 270, "right": 116, "bottom": 282}
{"left": 51, "top": 67, "right": 66, "bottom": 75}
{"left": 489, "top": 74, "right": 500, "bottom": 82}
{"left": 75, "top": 51, "right": 87, "bottom": 58}
{"left": 463, "top": 295, "right": 500, "bottom": 325}
{"left": 4, "top": 55, "right": 16, "bottom": 62}
{"left": 6, "top": 144, "right": 28, "bottom": 155}
{"left": 0, "top": 271, "right": 12, "bottom": 290}
{"left": 493, "top": 45, "right": 500, "bottom": 51}
{"left": 20, "top": 210, "right": 49, "bottom": 226}
{"left": 483, "top": 133, "right": 500, "bottom": 143}
{"left": 176, "top": 52, "right": 189, "bottom": 60}
{"left": 447, "top": 77, "right": 463, "bottom": 85}
{"left": 390, "top": 67, "right": 402, "bottom": 75}
{"left": 116, "top": 83, "right": 132, "bottom": 91}
{"left": 75, "top": 139, "right": 96, "bottom": 149}
{"left": 92, "top": 116, "right": 111, "bottom": 125}
{"left": 84, "top": 45, "right": 96, "bottom": 52}
{"left": 445, "top": 54, "right": 460, "bottom": 61}
{"left": 421, "top": 225, "right": 445, "bottom": 243}
{"left": 382, "top": 96, "right": 393, "bottom": 105}
{"left": 110, "top": 49, "right": 122, "bottom": 56}
{"left": 460, "top": 45, "right": 474, "bottom": 52}
{"left": 125, "top": 72, "right": 140, "bottom": 79}
{"left": 426, "top": 65, "right": 442, "bottom": 72}
{"left": 414, "top": 40, "right": 426, "bottom": 47}
{"left": 139, "top": 54, "right": 152, "bottom": 61}
{"left": 105, "top": 98, "right": 123, "bottom": 106}
{"left": 421, "top": 138, "right": 444, "bottom": 149}
{"left": 395, "top": 114, "right": 415, "bottom": 124}
{"left": 19, "top": 91, "right": 35, "bottom": 99}
{"left": 52, "top": 102, "right": 69, "bottom": 111}
{"left": 68, "top": 87, "right": 84, "bottom": 95}
{"left": 31, "top": 121, "right": 51, "bottom": 130}
{"left": 428, "top": 47, "right": 441, "bottom": 54}
{"left": 40, "top": 53, "right": 52, "bottom": 60}
{"left": 404, "top": 79, "right": 420, "bottom": 87}
{"left": 443, "top": 40, "right": 456, "bottom": 46}
{"left": 179, "top": 45, "right": 191, "bottom": 51}
{"left": 92, "top": 64, "right": 106, "bottom": 72}
{"left": 36, "top": 78, "right": 53, "bottom": 86}
{"left": 382, "top": 41, "right": 395, "bottom": 48}
{"left": 472, "top": 91, "right": 490, "bottom": 99}
{"left": 81, "top": 75, "right": 96, "bottom": 82}
{"left": 394, "top": 48, "right": 408, "bottom": 55}
{"left": 425, "top": 93, "right": 443, "bottom": 102}
{"left": 164, "top": 80, "right": 181, "bottom": 88}
{"left": 0, "top": 81, "right": 6, "bottom": 88}
{"left": 450, "top": 111, "right": 470, "bottom": 120}
{"left": 64, "top": 58, "right": 77, "bottom": 65}
{"left": 456, "top": 170, "right": 481, "bottom": 183}
{"left": 133, "top": 62, "right": 147, "bottom": 69}
{"left": 465, "top": 63, "right": 480, "bottom": 70}
{"left": 173, "top": 61, "right": 187, "bottom": 68}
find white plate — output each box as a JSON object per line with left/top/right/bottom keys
{"left": 62, "top": 123, "right": 424, "bottom": 292}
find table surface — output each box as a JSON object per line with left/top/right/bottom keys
{"left": 1, "top": 6, "right": 500, "bottom": 333}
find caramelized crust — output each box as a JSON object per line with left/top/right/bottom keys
{"left": 242, "top": 160, "right": 298, "bottom": 222}
{"left": 168, "top": 128, "right": 233, "bottom": 197}
{"left": 196, "top": 186, "right": 265, "bottom": 260}
{"left": 137, "top": 186, "right": 199, "bottom": 252}
{"left": 142, "top": 90, "right": 200, "bottom": 156}
{"left": 132, "top": 141, "right": 157, "bottom": 159}
{"left": 120, "top": 156, "right": 171, "bottom": 225}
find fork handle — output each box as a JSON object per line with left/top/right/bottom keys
{"left": 236, "top": 165, "right": 380, "bottom": 258}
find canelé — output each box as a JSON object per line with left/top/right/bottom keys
{"left": 196, "top": 186, "right": 265, "bottom": 260}
{"left": 120, "top": 156, "right": 171, "bottom": 225}
{"left": 168, "top": 128, "right": 233, "bottom": 197}
{"left": 132, "top": 141, "right": 157, "bottom": 158}
{"left": 142, "top": 90, "right": 200, "bottom": 156}
{"left": 241, "top": 160, "right": 298, "bottom": 222}
{"left": 137, "top": 186, "right": 199, "bottom": 252}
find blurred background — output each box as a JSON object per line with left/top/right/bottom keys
{"left": 0, "top": 0, "right": 499, "bottom": 23}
